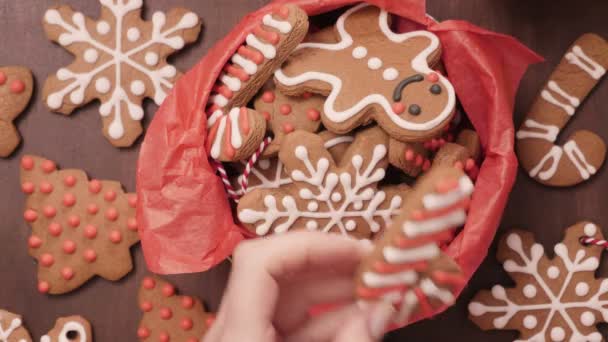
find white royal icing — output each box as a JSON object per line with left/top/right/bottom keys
{"left": 529, "top": 145, "right": 563, "bottom": 181}
{"left": 516, "top": 119, "right": 560, "bottom": 143}
{"left": 0, "top": 317, "right": 23, "bottom": 342}
{"left": 362, "top": 270, "right": 418, "bottom": 288}
{"left": 566, "top": 45, "right": 606, "bottom": 80}
{"left": 246, "top": 34, "right": 276, "bottom": 59}
{"left": 541, "top": 81, "right": 580, "bottom": 116}
{"left": 262, "top": 14, "right": 292, "bottom": 34}
{"left": 40, "top": 321, "right": 88, "bottom": 342}
{"left": 563, "top": 140, "right": 597, "bottom": 180}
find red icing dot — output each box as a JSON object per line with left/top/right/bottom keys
{"left": 423, "top": 141, "right": 432, "bottom": 150}
{"left": 48, "top": 222, "right": 62, "bottom": 236}
{"left": 40, "top": 253, "right": 54, "bottom": 267}
{"left": 64, "top": 175, "right": 77, "bottom": 187}
{"left": 430, "top": 139, "right": 439, "bottom": 150}
{"left": 306, "top": 109, "right": 320, "bottom": 121}
{"left": 24, "top": 209, "right": 38, "bottom": 222}
{"left": 206, "top": 316, "right": 216, "bottom": 326}
{"left": 427, "top": 72, "right": 439, "bottom": 83}
{"left": 180, "top": 318, "right": 193, "bottom": 330}
{"left": 261, "top": 111, "right": 271, "bottom": 121}
{"left": 465, "top": 158, "right": 476, "bottom": 171}
{"left": 68, "top": 215, "right": 80, "bottom": 227}
{"left": 436, "top": 178, "right": 459, "bottom": 193}
{"left": 104, "top": 190, "right": 117, "bottom": 202}
{"left": 0, "top": 71, "right": 5, "bottom": 85}
{"left": 109, "top": 230, "right": 122, "bottom": 243}
{"left": 63, "top": 193, "right": 76, "bottom": 207}
{"left": 21, "top": 181, "right": 35, "bottom": 194}
{"left": 28, "top": 235, "right": 43, "bottom": 248}
{"left": 61, "top": 267, "right": 74, "bottom": 280}
{"left": 128, "top": 194, "right": 137, "bottom": 208}
{"left": 181, "top": 296, "right": 194, "bottom": 309}
{"left": 38, "top": 281, "right": 50, "bottom": 293}
{"left": 39, "top": 182, "right": 53, "bottom": 194}
{"left": 9, "top": 80, "right": 25, "bottom": 94}
{"left": 137, "top": 327, "right": 150, "bottom": 339}
{"left": 438, "top": 138, "right": 446, "bottom": 147}
{"left": 160, "top": 307, "right": 173, "bottom": 320}
{"left": 83, "top": 249, "right": 97, "bottom": 263}
{"left": 422, "top": 159, "right": 431, "bottom": 171}
{"left": 62, "top": 240, "right": 76, "bottom": 254}
{"left": 261, "top": 91, "right": 275, "bottom": 103}
{"left": 162, "top": 284, "right": 175, "bottom": 297}
{"left": 105, "top": 208, "right": 119, "bottom": 221}
{"left": 84, "top": 225, "right": 97, "bottom": 239}
{"left": 89, "top": 180, "right": 102, "bottom": 194}
{"left": 301, "top": 92, "right": 312, "bottom": 99}
{"left": 127, "top": 217, "right": 138, "bottom": 231}
{"left": 41, "top": 160, "right": 56, "bottom": 173}
{"left": 415, "top": 155, "right": 423, "bottom": 167}
{"left": 159, "top": 332, "right": 170, "bottom": 342}
{"left": 21, "top": 156, "right": 34, "bottom": 170}
{"left": 142, "top": 277, "right": 156, "bottom": 290}
{"left": 392, "top": 103, "right": 405, "bottom": 114}
{"left": 411, "top": 210, "right": 424, "bottom": 220}
{"left": 404, "top": 149, "right": 415, "bottom": 161}
{"left": 282, "top": 123, "right": 294, "bottom": 134}
{"left": 140, "top": 301, "right": 153, "bottom": 312}
{"left": 279, "top": 104, "right": 292, "bottom": 115}
{"left": 278, "top": 5, "right": 290, "bottom": 18}
{"left": 43, "top": 205, "right": 57, "bottom": 218}
{"left": 87, "top": 203, "right": 99, "bottom": 215}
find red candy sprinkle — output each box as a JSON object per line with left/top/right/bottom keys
{"left": 87, "top": 203, "right": 99, "bottom": 215}
{"left": 162, "top": 284, "right": 175, "bottom": 297}
{"left": 415, "top": 155, "right": 423, "bottom": 167}
{"left": 28, "top": 235, "right": 43, "bottom": 248}
{"left": 279, "top": 104, "right": 292, "bottom": 115}
{"left": 64, "top": 175, "right": 77, "bottom": 187}
{"left": 89, "top": 180, "right": 102, "bottom": 194}
{"left": 465, "top": 158, "right": 476, "bottom": 171}
{"left": 137, "top": 327, "right": 150, "bottom": 339}
{"left": 159, "top": 332, "right": 170, "bottom": 342}
{"left": 68, "top": 215, "right": 80, "bottom": 227}
{"left": 84, "top": 225, "right": 97, "bottom": 239}
{"left": 180, "top": 318, "right": 193, "bottom": 330}
{"left": 454, "top": 160, "right": 464, "bottom": 170}
{"left": 21, "top": 156, "right": 34, "bottom": 170}
{"left": 143, "top": 277, "right": 156, "bottom": 289}
{"left": 301, "top": 92, "right": 312, "bottom": 99}
{"left": 21, "top": 182, "right": 35, "bottom": 194}
{"left": 261, "top": 91, "right": 275, "bottom": 103}
{"left": 127, "top": 217, "right": 138, "bottom": 231}
{"left": 39, "top": 182, "right": 53, "bottom": 194}
{"left": 261, "top": 111, "right": 271, "bottom": 121}
{"left": 24, "top": 209, "right": 38, "bottom": 222}
{"left": 181, "top": 296, "right": 194, "bottom": 309}
{"left": 422, "top": 159, "right": 431, "bottom": 171}
{"left": 83, "top": 249, "right": 97, "bottom": 263}
{"left": 63, "top": 240, "right": 76, "bottom": 254}
{"left": 41, "top": 160, "right": 56, "bottom": 173}
{"left": 306, "top": 109, "right": 320, "bottom": 121}
{"left": 48, "top": 222, "right": 62, "bottom": 236}
{"left": 278, "top": 5, "right": 290, "bottom": 18}
{"left": 282, "top": 123, "right": 294, "bottom": 134}
{"left": 105, "top": 208, "right": 118, "bottom": 221}
{"left": 206, "top": 316, "right": 216, "bottom": 326}
{"left": 427, "top": 72, "right": 439, "bottom": 83}
{"left": 140, "top": 301, "right": 153, "bottom": 312}
{"left": 40, "top": 253, "right": 54, "bottom": 267}
{"left": 61, "top": 267, "right": 74, "bottom": 280}
{"left": 63, "top": 193, "right": 76, "bottom": 207}
{"left": 128, "top": 194, "right": 137, "bottom": 208}
{"left": 436, "top": 178, "right": 459, "bottom": 193}
{"left": 43, "top": 205, "right": 57, "bottom": 218}
{"left": 9, "top": 80, "right": 25, "bottom": 94}
{"left": 405, "top": 149, "right": 414, "bottom": 161}
{"left": 160, "top": 307, "right": 173, "bottom": 320}
{"left": 104, "top": 190, "right": 117, "bottom": 202}
{"left": 0, "top": 71, "right": 6, "bottom": 85}
{"left": 392, "top": 103, "right": 405, "bottom": 114}
{"left": 109, "top": 230, "right": 122, "bottom": 243}
{"left": 38, "top": 281, "right": 50, "bottom": 293}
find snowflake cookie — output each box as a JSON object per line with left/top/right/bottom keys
{"left": 0, "top": 66, "right": 33, "bottom": 157}
{"left": 237, "top": 126, "right": 410, "bottom": 239}
{"left": 469, "top": 222, "right": 608, "bottom": 341}
{"left": 0, "top": 309, "right": 92, "bottom": 342}
{"left": 42, "top": 0, "right": 202, "bottom": 147}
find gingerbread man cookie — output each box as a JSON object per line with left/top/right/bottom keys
{"left": 20, "top": 155, "right": 139, "bottom": 294}
{"left": 469, "top": 222, "right": 608, "bottom": 341}
{"left": 275, "top": 3, "right": 456, "bottom": 142}
{"left": 237, "top": 126, "right": 410, "bottom": 239}
{"left": 356, "top": 167, "right": 472, "bottom": 325}
{"left": 205, "top": 5, "right": 309, "bottom": 161}
{"left": 516, "top": 33, "right": 608, "bottom": 186}
{"left": 43, "top": 0, "right": 202, "bottom": 147}
{"left": 0, "top": 66, "right": 33, "bottom": 157}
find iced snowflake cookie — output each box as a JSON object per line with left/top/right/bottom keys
{"left": 469, "top": 222, "right": 608, "bottom": 341}
{"left": 137, "top": 276, "right": 214, "bottom": 341}
{"left": 516, "top": 33, "right": 608, "bottom": 187}
{"left": 237, "top": 126, "right": 410, "bottom": 239}
{"left": 0, "top": 310, "right": 32, "bottom": 342}
{"left": 0, "top": 310, "right": 92, "bottom": 342}
{"left": 0, "top": 66, "right": 33, "bottom": 157}
{"left": 275, "top": 3, "right": 456, "bottom": 142}
{"left": 205, "top": 5, "right": 309, "bottom": 161}
{"left": 356, "top": 167, "right": 472, "bottom": 325}
{"left": 42, "top": 0, "right": 202, "bottom": 147}
{"left": 20, "top": 155, "right": 139, "bottom": 294}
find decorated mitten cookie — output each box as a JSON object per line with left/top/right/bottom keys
{"left": 42, "top": 0, "right": 202, "bottom": 147}
{"left": 237, "top": 126, "right": 410, "bottom": 239}
{"left": 137, "top": 276, "right": 214, "bottom": 341}
{"left": 205, "top": 5, "right": 309, "bottom": 161}
{"left": 0, "top": 310, "right": 32, "bottom": 342}
{"left": 275, "top": 3, "right": 456, "bottom": 142}
{"left": 20, "top": 155, "right": 139, "bottom": 294}
{"left": 0, "top": 66, "right": 33, "bottom": 157}
{"left": 469, "top": 222, "right": 608, "bottom": 341}
{"left": 42, "top": 316, "right": 92, "bottom": 342}
{"left": 356, "top": 167, "right": 472, "bottom": 325}
{"left": 516, "top": 33, "right": 608, "bottom": 186}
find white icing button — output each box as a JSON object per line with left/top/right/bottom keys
{"left": 307, "top": 201, "right": 319, "bottom": 212}
{"left": 306, "top": 221, "right": 318, "bottom": 231}
{"left": 547, "top": 266, "right": 560, "bottom": 279}
{"left": 523, "top": 315, "right": 537, "bottom": 329}
{"left": 96, "top": 21, "right": 110, "bottom": 35}
{"left": 345, "top": 220, "right": 356, "bottom": 231}
{"left": 383, "top": 68, "right": 399, "bottom": 81}
{"left": 522, "top": 284, "right": 536, "bottom": 298}
{"left": 331, "top": 192, "right": 342, "bottom": 202}
{"left": 95, "top": 77, "right": 111, "bottom": 94}
{"left": 575, "top": 282, "right": 589, "bottom": 297}
{"left": 353, "top": 201, "right": 363, "bottom": 210}
{"left": 550, "top": 327, "right": 565, "bottom": 341}
{"left": 352, "top": 46, "right": 367, "bottom": 59}
{"left": 580, "top": 311, "right": 595, "bottom": 326}
{"left": 83, "top": 48, "right": 99, "bottom": 64}
{"left": 368, "top": 57, "right": 382, "bottom": 70}
{"left": 258, "top": 159, "right": 270, "bottom": 170}
{"left": 130, "top": 80, "right": 145, "bottom": 96}
{"left": 127, "top": 27, "right": 141, "bottom": 42}
{"left": 584, "top": 223, "right": 597, "bottom": 236}
{"left": 145, "top": 51, "right": 159, "bottom": 66}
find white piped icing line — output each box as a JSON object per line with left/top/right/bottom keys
{"left": 0, "top": 316, "right": 23, "bottom": 342}
{"left": 516, "top": 119, "right": 560, "bottom": 142}
{"left": 540, "top": 81, "right": 580, "bottom": 116}
{"left": 206, "top": 107, "right": 252, "bottom": 159}
{"left": 566, "top": 45, "right": 606, "bottom": 80}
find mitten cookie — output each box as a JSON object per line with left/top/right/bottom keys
{"left": 237, "top": 126, "right": 410, "bottom": 239}
{"left": 356, "top": 167, "right": 473, "bottom": 325}
{"left": 20, "top": 155, "right": 139, "bottom": 294}
{"left": 253, "top": 81, "right": 324, "bottom": 157}
{"left": 205, "top": 5, "right": 309, "bottom": 161}
{"left": 0, "top": 310, "right": 32, "bottom": 342}
{"left": 42, "top": 0, "right": 202, "bottom": 147}
{"left": 469, "top": 222, "right": 608, "bottom": 341}
{"left": 275, "top": 3, "right": 456, "bottom": 142}
{"left": 41, "top": 316, "right": 92, "bottom": 342}
{"left": 516, "top": 33, "right": 608, "bottom": 186}
{"left": 0, "top": 66, "right": 33, "bottom": 157}
{"left": 137, "top": 276, "right": 214, "bottom": 341}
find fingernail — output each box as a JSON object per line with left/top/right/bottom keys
{"left": 367, "top": 301, "right": 396, "bottom": 339}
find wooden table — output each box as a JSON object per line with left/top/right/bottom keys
{"left": 1, "top": 0, "right": 607, "bottom": 340}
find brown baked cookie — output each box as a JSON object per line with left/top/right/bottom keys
{"left": 275, "top": 3, "right": 455, "bottom": 143}
{"left": 237, "top": 126, "right": 410, "bottom": 239}
{"left": 516, "top": 33, "right": 608, "bottom": 186}
{"left": 20, "top": 155, "right": 139, "bottom": 294}
{"left": 205, "top": 5, "right": 309, "bottom": 161}
{"left": 356, "top": 167, "right": 472, "bottom": 325}
{"left": 469, "top": 222, "right": 607, "bottom": 341}
{"left": 0, "top": 310, "right": 32, "bottom": 342}
{"left": 137, "top": 276, "right": 213, "bottom": 342}
{"left": 42, "top": 0, "right": 202, "bottom": 147}
{"left": 253, "top": 80, "right": 324, "bottom": 157}
{"left": 41, "top": 316, "right": 92, "bottom": 342}
{"left": 0, "top": 66, "right": 33, "bottom": 157}
{"left": 388, "top": 139, "right": 430, "bottom": 177}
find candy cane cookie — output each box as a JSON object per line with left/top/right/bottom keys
{"left": 356, "top": 167, "right": 473, "bottom": 325}
{"left": 205, "top": 5, "right": 309, "bottom": 161}
{"left": 516, "top": 33, "right": 608, "bottom": 186}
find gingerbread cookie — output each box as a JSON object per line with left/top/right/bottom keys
{"left": 137, "top": 276, "right": 213, "bottom": 341}
{"left": 0, "top": 310, "right": 32, "bottom": 342}
{"left": 275, "top": 3, "right": 456, "bottom": 142}
{"left": 42, "top": 0, "right": 202, "bottom": 147}
{"left": 356, "top": 167, "right": 472, "bottom": 325}
{"left": 516, "top": 33, "right": 608, "bottom": 186}
{"left": 253, "top": 81, "right": 324, "bottom": 157}
{"left": 0, "top": 66, "right": 33, "bottom": 157}
{"left": 388, "top": 139, "right": 431, "bottom": 177}
{"left": 41, "top": 316, "right": 92, "bottom": 342}
{"left": 205, "top": 5, "right": 309, "bottom": 161}
{"left": 432, "top": 130, "right": 480, "bottom": 178}
{"left": 20, "top": 155, "right": 139, "bottom": 294}
{"left": 469, "top": 222, "right": 608, "bottom": 341}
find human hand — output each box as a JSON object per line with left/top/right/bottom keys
{"left": 203, "top": 231, "right": 395, "bottom": 342}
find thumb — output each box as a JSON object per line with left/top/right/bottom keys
{"left": 334, "top": 301, "right": 395, "bottom": 342}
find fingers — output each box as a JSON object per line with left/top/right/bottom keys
{"left": 334, "top": 302, "right": 395, "bottom": 342}
{"left": 286, "top": 303, "right": 361, "bottom": 342}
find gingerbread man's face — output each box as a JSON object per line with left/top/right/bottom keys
{"left": 275, "top": 4, "right": 456, "bottom": 142}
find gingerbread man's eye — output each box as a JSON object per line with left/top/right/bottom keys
{"left": 430, "top": 84, "right": 442, "bottom": 95}
{"left": 408, "top": 104, "right": 421, "bottom": 115}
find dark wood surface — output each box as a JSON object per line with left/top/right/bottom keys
{"left": 1, "top": 0, "right": 607, "bottom": 340}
